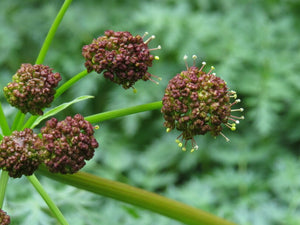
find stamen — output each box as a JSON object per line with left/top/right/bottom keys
{"left": 182, "top": 147, "right": 187, "bottom": 151}
{"left": 229, "top": 118, "right": 239, "bottom": 124}
{"left": 230, "top": 99, "right": 241, "bottom": 107}
{"left": 229, "top": 91, "right": 237, "bottom": 99}
{"left": 230, "top": 115, "right": 245, "bottom": 120}
{"left": 148, "top": 77, "right": 159, "bottom": 85}
{"left": 220, "top": 132, "right": 230, "bottom": 142}
{"left": 207, "top": 66, "right": 215, "bottom": 75}
{"left": 231, "top": 108, "right": 244, "bottom": 112}
{"left": 166, "top": 128, "right": 171, "bottom": 132}
{"left": 94, "top": 125, "right": 100, "bottom": 130}
{"left": 212, "top": 72, "right": 216, "bottom": 76}
{"left": 142, "top": 32, "right": 149, "bottom": 39}
{"left": 225, "top": 122, "right": 236, "bottom": 131}
{"left": 192, "top": 55, "right": 197, "bottom": 66}
{"left": 144, "top": 35, "right": 155, "bottom": 44}
{"left": 149, "top": 45, "right": 161, "bottom": 51}
{"left": 151, "top": 74, "right": 162, "bottom": 81}
{"left": 199, "top": 62, "right": 206, "bottom": 72}
{"left": 183, "top": 55, "right": 189, "bottom": 69}
{"left": 154, "top": 56, "right": 160, "bottom": 60}
{"left": 132, "top": 87, "right": 137, "bottom": 93}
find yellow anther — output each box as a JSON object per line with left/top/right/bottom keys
{"left": 94, "top": 125, "right": 100, "bottom": 130}
{"left": 155, "top": 56, "right": 160, "bottom": 60}
{"left": 182, "top": 147, "right": 187, "bottom": 151}
{"left": 166, "top": 128, "right": 171, "bottom": 132}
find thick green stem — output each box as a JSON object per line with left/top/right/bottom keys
{"left": 85, "top": 101, "right": 163, "bottom": 123}
{"left": 27, "top": 175, "right": 69, "bottom": 225}
{"left": 0, "top": 171, "right": 9, "bottom": 208}
{"left": 35, "top": 0, "right": 73, "bottom": 65}
{"left": 54, "top": 69, "right": 89, "bottom": 99}
{"left": 38, "top": 168, "right": 236, "bottom": 225}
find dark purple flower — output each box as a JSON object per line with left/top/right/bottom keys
{"left": 0, "top": 128, "right": 45, "bottom": 178}
{"left": 161, "top": 55, "right": 244, "bottom": 152}
{"left": 0, "top": 209, "right": 10, "bottom": 225}
{"left": 41, "top": 114, "right": 99, "bottom": 174}
{"left": 82, "top": 30, "right": 160, "bottom": 90}
{"left": 3, "top": 63, "right": 62, "bottom": 115}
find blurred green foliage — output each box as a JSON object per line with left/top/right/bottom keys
{"left": 1, "top": 0, "right": 300, "bottom": 224}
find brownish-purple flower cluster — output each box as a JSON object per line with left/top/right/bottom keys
{"left": 82, "top": 30, "right": 160, "bottom": 89}
{"left": 3, "top": 63, "right": 62, "bottom": 115}
{"left": 0, "top": 129, "right": 45, "bottom": 178}
{"left": 41, "top": 114, "right": 99, "bottom": 174}
{"left": 162, "top": 55, "right": 244, "bottom": 151}
{"left": 0, "top": 209, "right": 10, "bottom": 225}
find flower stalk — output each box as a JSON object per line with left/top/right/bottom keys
{"left": 38, "top": 167, "right": 237, "bottom": 225}
{"left": 85, "top": 101, "right": 162, "bottom": 123}
{"left": 27, "top": 175, "right": 69, "bottom": 225}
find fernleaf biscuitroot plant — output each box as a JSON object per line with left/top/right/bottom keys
{"left": 0, "top": 1, "right": 243, "bottom": 225}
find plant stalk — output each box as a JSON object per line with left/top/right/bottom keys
{"left": 85, "top": 101, "right": 163, "bottom": 123}
{"left": 39, "top": 168, "right": 237, "bottom": 225}
{"left": 27, "top": 175, "right": 69, "bottom": 225}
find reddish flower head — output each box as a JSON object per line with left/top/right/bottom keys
{"left": 41, "top": 114, "right": 99, "bottom": 174}
{"left": 161, "top": 55, "right": 244, "bottom": 152}
{"left": 3, "top": 63, "right": 61, "bottom": 115}
{"left": 0, "top": 209, "right": 10, "bottom": 225}
{"left": 82, "top": 30, "right": 160, "bottom": 89}
{"left": 0, "top": 128, "right": 44, "bottom": 178}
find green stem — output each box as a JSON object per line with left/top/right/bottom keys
{"left": 27, "top": 175, "right": 69, "bottom": 225}
{"left": 85, "top": 101, "right": 163, "bottom": 123}
{"left": 54, "top": 69, "right": 89, "bottom": 99}
{"left": 39, "top": 168, "right": 237, "bottom": 225}
{"left": 0, "top": 171, "right": 9, "bottom": 208}
{"left": 35, "top": 0, "right": 73, "bottom": 65}
{"left": 0, "top": 101, "right": 11, "bottom": 136}
{"left": 22, "top": 115, "right": 38, "bottom": 130}
{"left": 11, "top": 111, "right": 25, "bottom": 131}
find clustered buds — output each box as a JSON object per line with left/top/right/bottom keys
{"left": 82, "top": 30, "right": 160, "bottom": 89}
{"left": 41, "top": 114, "right": 99, "bottom": 174}
{"left": 0, "top": 129, "right": 44, "bottom": 178}
{"left": 162, "top": 55, "right": 244, "bottom": 152}
{"left": 0, "top": 209, "right": 10, "bottom": 225}
{"left": 3, "top": 63, "right": 62, "bottom": 115}
{"left": 0, "top": 115, "right": 98, "bottom": 178}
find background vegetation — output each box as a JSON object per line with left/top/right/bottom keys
{"left": 1, "top": 0, "right": 300, "bottom": 224}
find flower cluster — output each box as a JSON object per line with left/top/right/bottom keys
{"left": 0, "top": 209, "right": 10, "bottom": 225}
{"left": 3, "top": 63, "right": 62, "bottom": 115}
{"left": 82, "top": 30, "right": 160, "bottom": 89}
{"left": 41, "top": 114, "right": 99, "bottom": 174}
{"left": 0, "top": 129, "right": 45, "bottom": 178}
{"left": 162, "top": 55, "right": 244, "bottom": 151}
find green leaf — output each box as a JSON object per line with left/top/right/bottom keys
{"left": 30, "top": 95, "right": 94, "bottom": 129}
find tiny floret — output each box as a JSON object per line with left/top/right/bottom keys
{"left": 82, "top": 30, "right": 161, "bottom": 89}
